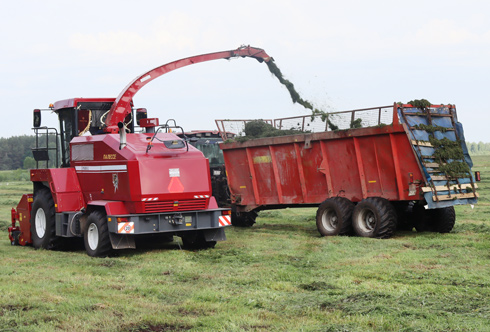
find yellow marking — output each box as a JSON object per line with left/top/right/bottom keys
{"left": 186, "top": 223, "right": 192, "bottom": 227}
{"left": 368, "top": 180, "right": 377, "bottom": 183}
{"left": 108, "top": 218, "right": 112, "bottom": 222}
{"left": 253, "top": 155, "right": 272, "bottom": 164}
{"left": 103, "top": 154, "right": 117, "bottom": 160}
{"left": 19, "top": 213, "right": 22, "bottom": 221}
{"left": 239, "top": 186, "right": 247, "bottom": 189}
{"left": 55, "top": 204, "right": 58, "bottom": 208}
{"left": 28, "top": 198, "right": 33, "bottom": 203}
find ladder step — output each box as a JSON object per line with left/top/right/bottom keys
{"left": 411, "top": 140, "right": 433, "bottom": 147}
{"left": 421, "top": 183, "right": 478, "bottom": 193}
{"left": 432, "top": 192, "right": 479, "bottom": 201}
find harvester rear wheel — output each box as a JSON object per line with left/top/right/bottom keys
{"left": 84, "top": 210, "right": 112, "bottom": 257}
{"left": 352, "top": 198, "right": 397, "bottom": 239}
{"left": 316, "top": 197, "right": 354, "bottom": 236}
{"left": 30, "top": 188, "right": 59, "bottom": 249}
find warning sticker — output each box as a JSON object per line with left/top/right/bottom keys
{"left": 218, "top": 215, "right": 232, "bottom": 227}
{"left": 169, "top": 168, "right": 180, "bottom": 177}
{"left": 118, "top": 222, "right": 135, "bottom": 234}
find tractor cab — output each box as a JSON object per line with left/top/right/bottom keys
{"left": 32, "top": 98, "right": 140, "bottom": 168}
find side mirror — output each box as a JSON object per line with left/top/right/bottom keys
{"left": 33, "top": 109, "right": 41, "bottom": 128}
{"left": 136, "top": 108, "right": 147, "bottom": 125}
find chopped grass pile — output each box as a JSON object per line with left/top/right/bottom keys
{"left": 408, "top": 99, "right": 432, "bottom": 108}
{"left": 234, "top": 120, "right": 306, "bottom": 142}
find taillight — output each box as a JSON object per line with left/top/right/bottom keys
{"left": 475, "top": 171, "right": 481, "bottom": 182}
{"left": 221, "top": 210, "right": 231, "bottom": 215}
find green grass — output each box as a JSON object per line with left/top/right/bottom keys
{"left": 0, "top": 157, "right": 489, "bottom": 331}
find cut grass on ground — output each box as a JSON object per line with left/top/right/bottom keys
{"left": 0, "top": 156, "right": 488, "bottom": 331}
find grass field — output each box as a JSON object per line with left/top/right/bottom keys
{"left": 0, "top": 156, "right": 489, "bottom": 332}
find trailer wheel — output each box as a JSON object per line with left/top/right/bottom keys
{"left": 412, "top": 203, "right": 436, "bottom": 232}
{"left": 316, "top": 197, "right": 354, "bottom": 236}
{"left": 352, "top": 198, "right": 397, "bottom": 239}
{"left": 84, "top": 211, "right": 112, "bottom": 257}
{"left": 30, "top": 188, "right": 60, "bottom": 249}
{"left": 432, "top": 207, "right": 456, "bottom": 233}
{"left": 181, "top": 231, "right": 216, "bottom": 250}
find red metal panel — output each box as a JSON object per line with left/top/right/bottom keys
{"left": 270, "top": 144, "right": 304, "bottom": 204}
{"left": 16, "top": 194, "right": 33, "bottom": 245}
{"left": 222, "top": 148, "right": 255, "bottom": 207}
{"left": 324, "top": 138, "right": 363, "bottom": 201}
{"left": 248, "top": 146, "right": 278, "bottom": 205}
{"left": 222, "top": 121, "right": 425, "bottom": 211}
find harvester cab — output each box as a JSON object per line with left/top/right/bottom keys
{"left": 9, "top": 45, "right": 272, "bottom": 256}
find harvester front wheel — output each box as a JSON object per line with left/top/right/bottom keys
{"left": 30, "top": 188, "right": 59, "bottom": 249}
{"left": 84, "top": 211, "right": 112, "bottom": 257}
{"left": 316, "top": 197, "right": 354, "bottom": 236}
{"left": 352, "top": 198, "right": 397, "bottom": 239}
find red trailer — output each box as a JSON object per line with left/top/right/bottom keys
{"left": 217, "top": 104, "right": 479, "bottom": 238}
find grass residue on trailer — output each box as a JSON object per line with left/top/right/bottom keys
{"left": 234, "top": 120, "right": 307, "bottom": 142}
{"left": 427, "top": 137, "right": 469, "bottom": 178}
{"left": 413, "top": 124, "right": 448, "bottom": 133}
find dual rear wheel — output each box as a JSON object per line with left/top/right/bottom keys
{"left": 316, "top": 197, "right": 454, "bottom": 238}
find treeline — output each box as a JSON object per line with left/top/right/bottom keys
{"left": 0, "top": 135, "right": 489, "bottom": 170}
{"left": 467, "top": 142, "right": 490, "bottom": 155}
{"left": 0, "top": 135, "right": 57, "bottom": 170}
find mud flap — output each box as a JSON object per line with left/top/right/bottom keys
{"left": 109, "top": 232, "right": 136, "bottom": 249}
{"left": 203, "top": 228, "right": 227, "bottom": 242}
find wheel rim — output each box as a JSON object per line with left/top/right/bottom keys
{"left": 357, "top": 208, "right": 376, "bottom": 233}
{"left": 87, "top": 223, "right": 99, "bottom": 251}
{"left": 35, "top": 208, "right": 46, "bottom": 238}
{"left": 321, "top": 208, "right": 338, "bottom": 232}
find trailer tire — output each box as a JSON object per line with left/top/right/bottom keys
{"left": 30, "top": 188, "right": 60, "bottom": 250}
{"left": 84, "top": 210, "right": 112, "bottom": 257}
{"left": 432, "top": 206, "right": 456, "bottom": 233}
{"left": 316, "top": 197, "right": 354, "bottom": 236}
{"left": 352, "top": 198, "right": 397, "bottom": 239}
{"left": 412, "top": 203, "right": 436, "bottom": 232}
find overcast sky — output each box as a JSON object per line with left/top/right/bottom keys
{"left": 1, "top": 0, "right": 489, "bottom": 142}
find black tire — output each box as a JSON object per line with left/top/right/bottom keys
{"left": 412, "top": 203, "right": 436, "bottom": 232}
{"left": 432, "top": 207, "right": 456, "bottom": 233}
{"left": 231, "top": 210, "right": 257, "bottom": 227}
{"left": 181, "top": 231, "right": 216, "bottom": 250}
{"left": 316, "top": 197, "right": 354, "bottom": 236}
{"left": 352, "top": 197, "right": 397, "bottom": 239}
{"left": 30, "top": 188, "right": 60, "bottom": 249}
{"left": 393, "top": 201, "right": 415, "bottom": 231}
{"left": 83, "top": 210, "right": 112, "bottom": 257}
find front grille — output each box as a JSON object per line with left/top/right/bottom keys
{"left": 144, "top": 199, "right": 207, "bottom": 213}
